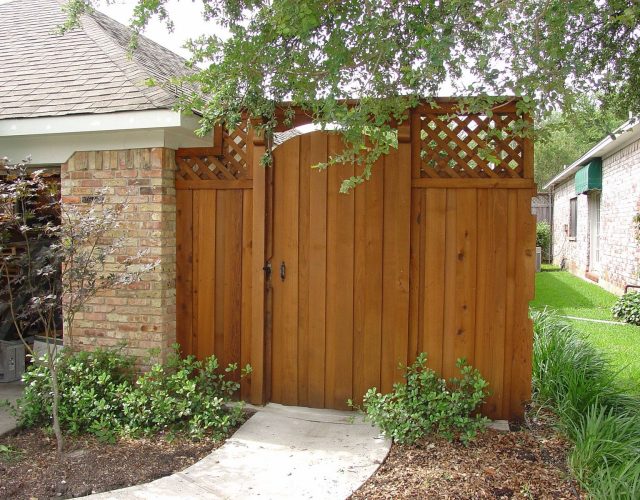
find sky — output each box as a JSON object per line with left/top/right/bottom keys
{"left": 95, "top": 0, "right": 220, "bottom": 58}
{"left": 0, "top": 0, "right": 218, "bottom": 58}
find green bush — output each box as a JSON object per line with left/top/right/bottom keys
{"left": 536, "top": 221, "right": 551, "bottom": 262}
{"left": 354, "top": 353, "right": 489, "bottom": 445}
{"left": 531, "top": 309, "right": 640, "bottom": 498}
{"left": 20, "top": 346, "right": 250, "bottom": 442}
{"left": 612, "top": 292, "right": 640, "bottom": 326}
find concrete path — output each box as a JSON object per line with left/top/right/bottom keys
{"left": 0, "top": 381, "right": 23, "bottom": 437}
{"left": 89, "top": 404, "right": 390, "bottom": 500}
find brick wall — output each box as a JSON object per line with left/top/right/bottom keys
{"left": 552, "top": 137, "right": 640, "bottom": 294}
{"left": 61, "top": 148, "right": 176, "bottom": 363}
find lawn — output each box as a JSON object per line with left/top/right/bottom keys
{"left": 532, "top": 267, "right": 640, "bottom": 387}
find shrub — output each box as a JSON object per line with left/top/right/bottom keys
{"left": 354, "top": 353, "right": 489, "bottom": 445}
{"left": 612, "top": 292, "right": 640, "bottom": 326}
{"left": 20, "top": 346, "right": 249, "bottom": 442}
{"left": 531, "top": 309, "right": 640, "bottom": 498}
{"left": 121, "top": 350, "right": 248, "bottom": 439}
{"left": 536, "top": 220, "right": 551, "bottom": 262}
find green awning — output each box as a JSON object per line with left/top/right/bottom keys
{"left": 575, "top": 158, "right": 602, "bottom": 194}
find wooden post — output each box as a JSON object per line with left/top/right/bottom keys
{"left": 250, "top": 126, "right": 267, "bottom": 405}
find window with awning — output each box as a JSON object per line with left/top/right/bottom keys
{"left": 575, "top": 159, "right": 602, "bottom": 194}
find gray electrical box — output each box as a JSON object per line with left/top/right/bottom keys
{"left": 0, "top": 339, "right": 26, "bottom": 383}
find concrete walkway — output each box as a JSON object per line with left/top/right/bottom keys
{"left": 0, "top": 381, "right": 23, "bottom": 437}
{"left": 89, "top": 404, "right": 391, "bottom": 500}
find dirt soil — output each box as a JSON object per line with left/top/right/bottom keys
{"left": 352, "top": 425, "right": 584, "bottom": 500}
{"left": 0, "top": 428, "right": 226, "bottom": 499}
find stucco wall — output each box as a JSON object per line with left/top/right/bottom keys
{"left": 552, "top": 137, "right": 640, "bottom": 294}
{"left": 61, "top": 148, "right": 177, "bottom": 363}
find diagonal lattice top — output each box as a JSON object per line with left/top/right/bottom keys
{"left": 176, "top": 124, "right": 250, "bottom": 182}
{"left": 418, "top": 112, "right": 524, "bottom": 179}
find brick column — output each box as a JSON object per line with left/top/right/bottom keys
{"left": 61, "top": 148, "right": 176, "bottom": 363}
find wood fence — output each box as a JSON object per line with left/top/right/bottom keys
{"left": 175, "top": 100, "right": 536, "bottom": 420}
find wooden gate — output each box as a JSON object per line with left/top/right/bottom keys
{"left": 176, "top": 100, "right": 536, "bottom": 419}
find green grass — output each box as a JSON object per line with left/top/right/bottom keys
{"left": 532, "top": 311, "right": 640, "bottom": 499}
{"left": 532, "top": 270, "right": 640, "bottom": 386}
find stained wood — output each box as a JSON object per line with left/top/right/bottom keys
{"left": 176, "top": 190, "right": 193, "bottom": 355}
{"left": 422, "top": 188, "right": 447, "bottom": 372}
{"left": 176, "top": 115, "right": 535, "bottom": 421}
{"left": 380, "top": 144, "right": 411, "bottom": 393}
{"left": 250, "top": 136, "right": 267, "bottom": 405}
{"left": 354, "top": 156, "right": 384, "bottom": 402}
{"left": 240, "top": 190, "right": 253, "bottom": 399}
{"left": 271, "top": 137, "right": 300, "bottom": 405}
{"left": 297, "top": 134, "right": 312, "bottom": 406}
{"left": 306, "top": 133, "right": 328, "bottom": 407}
{"left": 502, "top": 189, "right": 519, "bottom": 417}
{"left": 411, "top": 178, "right": 535, "bottom": 189}
{"left": 510, "top": 189, "right": 536, "bottom": 418}
{"left": 325, "top": 133, "right": 355, "bottom": 409}
{"left": 193, "top": 190, "right": 216, "bottom": 361}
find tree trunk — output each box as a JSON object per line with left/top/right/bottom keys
{"left": 48, "top": 350, "right": 64, "bottom": 456}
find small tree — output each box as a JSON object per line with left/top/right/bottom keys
{"left": 0, "top": 157, "right": 155, "bottom": 455}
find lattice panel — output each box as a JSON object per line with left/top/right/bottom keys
{"left": 176, "top": 124, "right": 250, "bottom": 182}
{"left": 418, "top": 113, "right": 524, "bottom": 179}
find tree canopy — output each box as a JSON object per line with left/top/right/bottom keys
{"left": 64, "top": 0, "right": 640, "bottom": 189}
{"left": 535, "top": 98, "right": 626, "bottom": 186}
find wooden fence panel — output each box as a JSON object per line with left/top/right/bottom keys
{"left": 176, "top": 102, "right": 536, "bottom": 420}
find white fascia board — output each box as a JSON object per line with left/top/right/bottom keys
{"left": 0, "top": 109, "right": 187, "bottom": 137}
{"left": 543, "top": 117, "right": 640, "bottom": 190}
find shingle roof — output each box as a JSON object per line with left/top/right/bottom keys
{"left": 0, "top": 0, "right": 193, "bottom": 120}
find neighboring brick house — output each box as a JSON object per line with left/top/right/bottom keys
{"left": 544, "top": 118, "right": 640, "bottom": 295}
{"left": 0, "top": 0, "right": 211, "bottom": 361}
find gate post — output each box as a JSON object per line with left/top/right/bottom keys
{"left": 250, "top": 125, "right": 267, "bottom": 405}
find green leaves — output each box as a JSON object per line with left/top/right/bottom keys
{"left": 354, "top": 352, "right": 489, "bottom": 445}
{"left": 19, "top": 346, "right": 248, "bottom": 441}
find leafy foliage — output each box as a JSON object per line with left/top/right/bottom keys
{"left": 531, "top": 309, "right": 640, "bottom": 498}
{"left": 0, "top": 158, "right": 156, "bottom": 454}
{"left": 612, "top": 292, "right": 640, "bottom": 326}
{"left": 536, "top": 221, "right": 551, "bottom": 263}
{"left": 20, "top": 346, "right": 250, "bottom": 442}
{"left": 534, "top": 99, "right": 626, "bottom": 185}
{"left": 63, "top": 1, "right": 639, "bottom": 189}
{"left": 354, "top": 353, "right": 489, "bottom": 445}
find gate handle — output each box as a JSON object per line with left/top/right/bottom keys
{"left": 280, "top": 261, "right": 286, "bottom": 282}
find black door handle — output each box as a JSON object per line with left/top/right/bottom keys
{"left": 280, "top": 261, "right": 286, "bottom": 282}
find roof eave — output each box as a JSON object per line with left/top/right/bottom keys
{"left": 543, "top": 117, "right": 640, "bottom": 190}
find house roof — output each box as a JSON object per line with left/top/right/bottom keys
{"left": 543, "top": 116, "right": 640, "bottom": 190}
{"left": 0, "top": 0, "right": 193, "bottom": 120}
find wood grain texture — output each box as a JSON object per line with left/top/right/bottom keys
{"left": 176, "top": 118, "right": 535, "bottom": 421}
{"left": 176, "top": 190, "right": 193, "bottom": 355}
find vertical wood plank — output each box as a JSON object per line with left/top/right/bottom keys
{"left": 325, "top": 133, "right": 355, "bottom": 409}
{"left": 240, "top": 189, "right": 253, "bottom": 400}
{"left": 408, "top": 188, "right": 421, "bottom": 363}
{"left": 423, "top": 188, "right": 447, "bottom": 373}
{"left": 380, "top": 144, "right": 411, "bottom": 393}
{"left": 250, "top": 135, "right": 266, "bottom": 405}
{"left": 271, "top": 137, "right": 300, "bottom": 405}
{"left": 455, "top": 189, "right": 478, "bottom": 365}
{"left": 194, "top": 190, "right": 216, "bottom": 361}
{"left": 222, "top": 190, "right": 244, "bottom": 381}
{"left": 176, "top": 190, "right": 193, "bottom": 355}
{"left": 307, "top": 133, "right": 328, "bottom": 407}
{"left": 442, "top": 189, "right": 457, "bottom": 379}
{"left": 297, "top": 134, "right": 311, "bottom": 406}
{"left": 502, "top": 189, "right": 518, "bottom": 417}
{"left": 353, "top": 156, "right": 384, "bottom": 402}
{"left": 510, "top": 189, "right": 536, "bottom": 418}
{"left": 474, "top": 189, "right": 508, "bottom": 418}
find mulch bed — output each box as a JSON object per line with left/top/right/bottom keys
{"left": 352, "top": 425, "right": 584, "bottom": 499}
{"left": 0, "top": 428, "right": 227, "bottom": 499}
